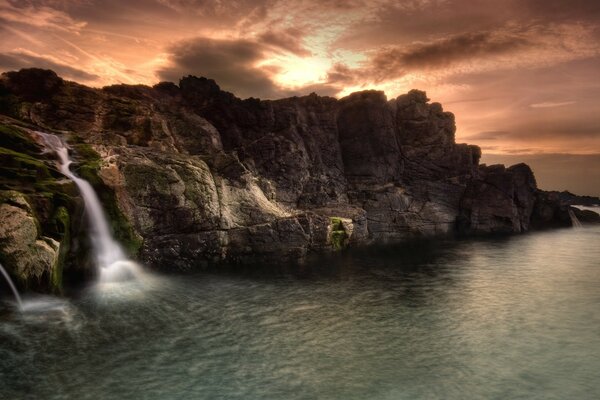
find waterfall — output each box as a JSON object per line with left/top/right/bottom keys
{"left": 0, "top": 263, "right": 23, "bottom": 311}
{"left": 568, "top": 208, "right": 582, "bottom": 228}
{"left": 34, "top": 132, "right": 141, "bottom": 283}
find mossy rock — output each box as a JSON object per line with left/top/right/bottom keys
{"left": 70, "top": 143, "right": 143, "bottom": 256}
{"left": 0, "top": 124, "right": 40, "bottom": 153}
{"left": 50, "top": 206, "right": 70, "bottom": 294}
{"left": 330, "top": 217, "right": 348, "bottom": 251}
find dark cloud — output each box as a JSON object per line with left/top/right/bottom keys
{"left": 157, "top": 35, "right": 345, "bottom": 99}
{"left": 325, "top": 63, "right": 357, "bottom": 85}
{"left": 520, "top": 0, "right": 600, "bottom": 22}
{"left": 320, "top": 29, "right": 535, "bottom": 87}
{"left": 257, "top": 27, "right": 311, "bottom": 57}
{"left": 369, "top": 31, "right": 531, "bottom": 81}
{"left": 335, "top": 0, "right": 600, "bottom": 51}
{"left": 157, "top": 37, "right": 284, "bottom": 99}
{"left": 0, "top": 51, "right": 99, "bottom": 82}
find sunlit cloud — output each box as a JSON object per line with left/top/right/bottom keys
{"left": 0, "top": 0, "right": 86, "bottom": 33}
{"left": 530, "top": 101, "right": 576, "bottom": 108}
{"left": 0, "top": 0, "right": 598, "bottom": 158}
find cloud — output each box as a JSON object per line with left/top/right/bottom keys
{"left": 334, "top": 0, "right": 600, "bottom": 51}
{"left": 520, "top": 0, "right": 600, "bottom": 22}
{"left": 0, "top": 50, "right": 99, "bottom": 82}
{"left": 256, "top": 27, "right": 311, "bottom": 57}
{"left": 322, "top": 21, "right": 599, "bottom": 91}
{"left": 0, "top": 0, "right": 86, "bottom": 32}
{"left": 325, "top": 63, "right": 357, "bottom": 85}
{"left": 157, "top": 37, "right": 285, "bottom": 99}
{"left": 368, "top": 31, "right": 531, "bottom": 81}
{"left": 530, "top": 101, "right": 576, "bottom": 108}
{"left": 465, "top": 131, "right": 511, "bottom": 141}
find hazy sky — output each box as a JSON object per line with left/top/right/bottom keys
{"left": 1, "top": 0, "right": 599, "bottom": 194}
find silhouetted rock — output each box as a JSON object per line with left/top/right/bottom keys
{"left": 571, "top": 207, "right": 600, "bottom": 223}
{"left": 458, "top": 163, "right": 538, "bottom": 233}
{"left": 553, "top": 191, "right": 600, "bottom": 206}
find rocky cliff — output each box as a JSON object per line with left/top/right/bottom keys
{"left": 0, "top": 69, "right": 586, "bottom": 291}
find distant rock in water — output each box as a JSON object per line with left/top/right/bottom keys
{"left": 552, "top": 191, "right": 600, "bottom": 207}
{"left": 0, "top": 68, "right": 593, "bottom": 290}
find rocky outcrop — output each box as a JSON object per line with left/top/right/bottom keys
{"left": 0, "top": 68, "right": 595, "bottom": 285}
{"left": 458, "top": 163, "right": 538, "bottom": 233}
{"left": 0, "top": 191, "right": 62, "bottom": 290}
{"left": 549, "top": 191, "right": 600, "bottom": 207}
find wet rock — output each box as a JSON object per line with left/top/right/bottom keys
{"left": 571, "top": 207, "right": 600, "bottom": 223}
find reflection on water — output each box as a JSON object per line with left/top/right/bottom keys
{"left": 1, "top": 225, "right": 600, "bottom": 399}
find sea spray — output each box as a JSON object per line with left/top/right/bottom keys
{"left": 0, "top": 262, "right": 23, "bottom": 311}
{"left": 34, "top": 132, "right": 141, "bottom": 283}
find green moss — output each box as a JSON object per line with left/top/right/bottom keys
{"left": 50, "top": 206, "right": 70, "bottom": 294}
{"left": 102, "top": 192, "right": 143, "bottom": 256}
{"left": 0, "top": 125, "right": 81, "bottom": 292}
{"left": 0, "top": 124, "right": 53, "bottom": 193}
{"left": 0, "top": 147, "right": 51, "bottom": 179}
{"left": 330, "top": 217, "right": 348, "bottom": 251}
{"left": 0, "top": 124, "right": 39, "bottom": 153}
{"left": 72, "top": 143, "right": 101, "bottom": 163}
{"left": 0, "top": 124, "right": 142, "bottom": 290}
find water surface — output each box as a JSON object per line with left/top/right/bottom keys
{"left": 1, "top": 225, "right": 599, "bottom": 399}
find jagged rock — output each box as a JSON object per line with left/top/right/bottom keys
{"left": 458, "top": 163, "right": 538, "bottom": 233}
{"left": 0, "top": 68, "right": 590, "bottom": 279}
{"left": 552, "top": 191, "right": 600, "bottom": 207}
{"left": 531, "top": 190, "right": 572, "bottom": 228}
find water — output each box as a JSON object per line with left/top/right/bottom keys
{"left": 33, "top": 132, "right": 141, "bottom": 282}
{"left": 0, "top": 263, "right": 22, "bottom": 311}
{"left": 1, "top": 224, "right": 599, "bottom": 399}
{"left": 569, "top": 209, "right": 583, "bottom": 227}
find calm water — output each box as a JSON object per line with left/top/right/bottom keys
{"left": 1, "top": 225, "right": 599, "bottom": 399}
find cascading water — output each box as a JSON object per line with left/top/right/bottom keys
{"left": 34, "top": 132, "right": 141, "bottom": 283}
{"left": 568, "top": 209, "right": 583, "bottom": 228}
{"left": 0, "top": 262, "right": 23, "bottom": 311}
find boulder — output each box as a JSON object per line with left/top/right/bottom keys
{"left": 0, "top": 191, "right": 60, "bottom": 285}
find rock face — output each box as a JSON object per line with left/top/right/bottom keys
{"left": 0, "top": 192, "right": 60, "bottom": 281}
{"left": 0, "top": 68, "right": 591, "bottom": 283}
{"left": 0, "top": 191, "right": 63, "bottom": 291}
{"left": 458, "top": 163, "right": 538, "bottom": 233}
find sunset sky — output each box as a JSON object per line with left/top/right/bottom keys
{"left": 1, "top": 0, "right": 599, "bottom": 194}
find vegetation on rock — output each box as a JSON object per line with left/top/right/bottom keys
{"left": 330, "top": 217, "right": 348, "bottom": 251}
